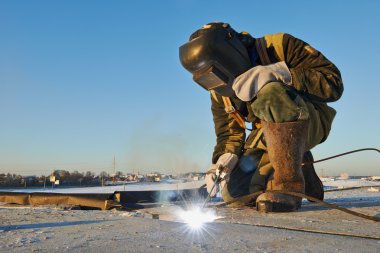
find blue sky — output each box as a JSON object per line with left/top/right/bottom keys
{"left": 0, "top": 1, "right": 379, "bottom": 176}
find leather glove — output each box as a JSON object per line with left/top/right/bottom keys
{"left": 205, "top": 164, "right": 220, "bottom": 197}
{"left": 232, "top": 61, "right": 292, "bottom": 102}
{"left": 205, "top": 153, "right": 239, "bottom": 197}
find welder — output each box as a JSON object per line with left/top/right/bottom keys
{"left": 179, "top": 22, "right": 343, "bottom": 212}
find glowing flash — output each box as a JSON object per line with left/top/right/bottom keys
{"left": 177, "top": 207, "right": 218, "bottom": 230}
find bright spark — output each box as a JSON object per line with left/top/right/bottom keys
{"left": 177, "top": 206, "right": 218, "bottom": 230}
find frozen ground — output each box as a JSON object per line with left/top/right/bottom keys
{"left": 0, "top": 179, "right": 379, "bottom": 253}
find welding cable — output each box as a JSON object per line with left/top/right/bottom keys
{"left": 208, "top": 191, "right": 380, "bottom": 240}
{"left": 211, "top": 191, "right": 380, "bottom": 240}
{"left": 302, "top": 148, "right": 379, "bottom": 165}
{"left": 325, "top": 185, "right": 380, "bottom": 192}
{"left": 210, "top": 190, "right": 380, "bottom": 222}
{"left": 230, "top": 221, "right": 380, "bottom": 240}
{"left": 267, "top": 190, "right": 380, "bottom": 222}
{"left": 211, "top": 191, "right": 263, "bottom": 208}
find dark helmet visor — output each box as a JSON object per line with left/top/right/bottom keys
{"left": 193, "top": 65, "right": 229, "bottom": 91}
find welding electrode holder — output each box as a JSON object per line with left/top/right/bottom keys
{"left": 203, "top": 173, "right": 221, "bottom": 208}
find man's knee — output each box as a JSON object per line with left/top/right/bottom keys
{"left": 251, "top": 82, "right": 309, "bottom": 123}
{"left": 250, "top": 82, "right": 329, "bottom": 150}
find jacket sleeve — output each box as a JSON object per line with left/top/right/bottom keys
{"left": 283, "top": 34, "right": 344, "bottom": 103}
{"left": 210, "top": 92, "right": 246, "bottom": 163}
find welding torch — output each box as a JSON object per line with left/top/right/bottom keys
{"left": 202, "top": 164, "right": 223, "bottom": 208}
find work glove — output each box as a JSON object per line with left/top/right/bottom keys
{"left": 232, "top": 61, "right": 292, "bottom": 102}
{"left": 205, "top": 153, "right": 239, "bottom": 197}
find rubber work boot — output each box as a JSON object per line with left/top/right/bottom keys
{"left": 256, "top": 120, "right": 308, "bottom": 212}
{"left": 264, "top": 151, "right": 324, "bottom": 202}
{"left": 302, "top": 151, "right": 324, "bottom": 201}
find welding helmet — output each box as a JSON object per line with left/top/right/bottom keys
{"left": 179, "top": 22, "right": 252, "bottom": 97}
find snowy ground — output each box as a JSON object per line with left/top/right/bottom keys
{"left": 0, "top": 179, "right": 379, "bottom": 253}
